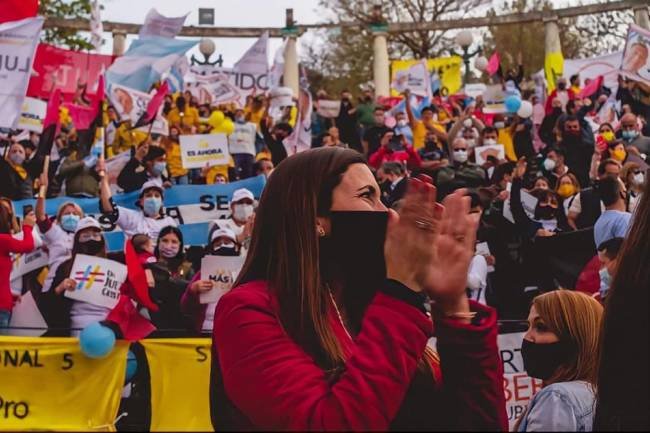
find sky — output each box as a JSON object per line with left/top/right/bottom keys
{"left": 99, "top": 0, "right": 322, "bottom": 65}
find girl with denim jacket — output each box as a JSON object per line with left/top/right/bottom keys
{"left": 516, "top": 290, "right": 603, "bottom": 431}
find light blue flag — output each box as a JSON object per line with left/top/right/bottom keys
{"left": 106, "top": 36, "right": 198, "bottom": 93}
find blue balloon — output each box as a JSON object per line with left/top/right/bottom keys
{"left": 79, "top": 322, "right": 116, "bottom": 359}
{"left": 125, "top": 350, "right": 137, "bottom": 383}
{"left": 505, "top": 95, "right": 522, "bottom": 113}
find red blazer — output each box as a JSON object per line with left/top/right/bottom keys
{"left": 211, "top": 280, "right": 507, "bottom": 431}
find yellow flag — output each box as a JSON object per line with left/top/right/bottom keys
{"left": 545, "top": 52, "right": 564, "bottom": 94}
{"left": 391, "top": 56, "right": 463, "bottom": 97}
{"left": 142, "top": 338, "right": 213, "bottom": 432}
{"left": 0, "top": 336, "right": 128, "bottom": 432}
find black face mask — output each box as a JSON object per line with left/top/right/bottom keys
{"left": 557, "top": 83, "right": 567, "bottom": 91}
{"left": 77, "top": 239, "right": 104, "bottom": 256}
{"left": 521, "top": 339, "right": 574, "bottom": 381}
{"left": 211, "top": 246, "right": 239, "bottom": 256}
{"left": 320, "top": 211, "right": 388, "bottom": 329}
{"left": 534, "top": 204, "right": 556, "bottom": 220}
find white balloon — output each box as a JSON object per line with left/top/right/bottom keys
{"left": 474, "top": 56, "right": 488, "bottom": 71}
{"left": 517, "top": 100, "right": 533, "bottom": 118}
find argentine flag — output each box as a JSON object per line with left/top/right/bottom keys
{"left": 106, "top": 37, "right": 198, "bottom": 93}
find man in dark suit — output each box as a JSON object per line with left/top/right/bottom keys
{"left": 378, "top": 161, "right": 408, "bottom": 209}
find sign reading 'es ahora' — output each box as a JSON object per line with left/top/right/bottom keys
{"left": 180, "top": 134, "right": 230, "bottom": 169}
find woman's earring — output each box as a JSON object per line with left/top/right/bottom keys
{"left": 318, "top": 227, "right": 325, "bottom": 237}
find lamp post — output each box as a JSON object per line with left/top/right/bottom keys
{"left": 451, "top": 30, "right": 482, "bottom": 86}
{"left": 191, "top": 38, "right": 223, "bottom": 67}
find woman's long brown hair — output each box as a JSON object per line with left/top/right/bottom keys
{"left": 235, "top": 147, "right": 366, "bottom": 367}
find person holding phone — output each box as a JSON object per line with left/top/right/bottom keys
{"left": 368, "top": 130, "right": 422, "bottom": 171}
{"left": 0, "top": 205, "right": 36, "bottom": 333}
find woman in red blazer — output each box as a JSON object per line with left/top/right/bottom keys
{"left": 211, "top": 147, "right": 507, "bottom": 431}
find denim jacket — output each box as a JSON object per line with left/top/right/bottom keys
{"left": 517, "top": 380, "right": 596, "bottom": 432}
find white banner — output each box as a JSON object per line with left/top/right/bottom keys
{"left": 503, "top": 183, "right": 538, "bottom": 224}
{"left": 563, "top": 51, "right": 623, "bottom": 94}
{"left": 498, "top": 332, "right": 544, "bottom": 430}
{"left": 109, "top": 84, "right": 168, "bottom": 136}
{"left": 474, "top": 144, "right": 505, "bottom": 165}
{"left": 10, "top": 248, "right": 49, "bottom": 281}
{"left": 391, "top": 59, "right": 431, "bottom": 97}
{"left": 316, "top": 100, "right": 341, "bottom": 118}
{"left": 234, "top": 32, "right": 269, "bottom": 77}
{"left": 65, "top": 254, "right": 127, "bottom": 309}
{"left": 139, "top": 8, "right": 188, "bottom": 39}
{"left": 199, "top": 255, "right": 245, "bottom": 304}
{"left": 620, "top": 24, "right": 650, "bottom": 85}
{"left": 180, "top": 134, "right": 230, "bottom": 169}
{"left": 186, "top": 72, "right": 243, "bottom": 106}
{"left": 17, "top": 97, "right": 47, "bottom": 133}
{"left": 464, "top": 83, "right": 487, "bottom": 98}
{"left": 7, "top": 291, "right": 47, "bottom": 337}
{"left": 0, "top": 17, "right": 44, "bottom": 129}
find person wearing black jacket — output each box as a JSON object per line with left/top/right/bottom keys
{"left": 378, "top": 161, "right": 408, "bottom": 209}
{"left": 260, "top": 119, "right": 292, "bottom": 167}
{"left": 0, "top": 140, "right": 47, "bottom": 200}
{"left": 117, "top": 142, "right": 169, "bottom": 193}
{"left": 557, "top": 115, "right": 594, "bottom": 187}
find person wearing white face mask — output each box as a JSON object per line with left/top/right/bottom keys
{"left": 435, "top": 138, "right": 487, "bottom": 190}
{"left": 210, "top": 188, "right": 255, "bottom": 252}
{"left": 99, "top": 160, "right": 177, "bottom": 242}
{"left": 36, "top": 173, "right": 85, "bottom": 292}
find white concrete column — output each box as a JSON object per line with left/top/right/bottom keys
{"left": 543, "top": 18, "right": 562, "bottom": 90}
{"left": 112, "top": 31, "right": 126, "bottom": 56}
{"left": 283, "top": 36, "right": 299, "bottom": 96}
{"left": 633, "top": 6, "right": 650, "bottom": 30}
{"left": 373, "top": 32, "right": 390, "bottom": 98}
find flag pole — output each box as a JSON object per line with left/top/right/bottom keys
{"left": 39, "top": 156, "right": 50, "bottom": 198}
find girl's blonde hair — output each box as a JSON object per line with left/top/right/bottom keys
{"left": 533, "top": 290, "right": 603, "bottom": 385}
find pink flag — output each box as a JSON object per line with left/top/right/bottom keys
{"left": 486, "top": 52, "right": 500, "bottom": 76}
{"left": 578, "top": 75, "right": 603, "bottom": 99}
{"left": 62, "top": 75, "right": 105, "bottom": 130}
{"left": 134, "top": 81, "right": 169, "bottom": 128}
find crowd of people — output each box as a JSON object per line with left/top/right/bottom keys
{"left": 0, "top": 63, "right": 649, "bottom": 431}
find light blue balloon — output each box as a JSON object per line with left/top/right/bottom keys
{"left": 505, "top": 95, "right": 522, "bottom": 113}
{"left": 125, "top": 350, "right": 137, "bottom": 383}
{"left": 79, "top": 322, "right": 116, "bottom": 359}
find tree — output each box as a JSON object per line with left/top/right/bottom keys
{"left": 303, "top": 0, "right": 485, "bottom": 96}
{"left": 39, "top": 0, "right": 93, "bottom": 51}
{"left": 573, "top": 9, "right": 633, "bottom": 57}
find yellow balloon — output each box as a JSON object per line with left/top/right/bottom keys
{"left": 208, "top": 110, "right": 224, "bottom": 129}
{"left": 211, "top": 118, "right": 235, "bottom": 135}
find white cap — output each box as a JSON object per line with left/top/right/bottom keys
{"left": 230, "top": 188, "right": 254, "bottom": 205}
{"left": 75, "top": 216, "right": 101, "bottom": 233}
{"left": 140, "top": 178, "right": 164, "bottom": 196}
{"left": 210, "top": 227, "right": 237, "bottom": 243}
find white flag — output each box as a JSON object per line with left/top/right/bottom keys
{"left": 234, "top": 32, "right": 269, "bottom": 77}
{"left": 140, "top": 8, "right": 189, "bottom": 39}
{"left": 283, "top": 86, "right": 312, "bottom": 156}
{"left": 0, "top": 17, "right": 44, "bottom": 129}
{"left": 268, "top": 41, "right": 286, "bottom": 89}
{"left": 90, "top": 0, "right": 103, "bottom": 52}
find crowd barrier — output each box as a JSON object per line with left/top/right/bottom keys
{"left": 0, "top": 323, "right": 534, "bottom": 431}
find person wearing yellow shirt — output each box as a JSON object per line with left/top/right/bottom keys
{"left": 570, "top": 74, "right": 581, "bottom": 96}
{"left": 244, "top": 95, "right": 266, "bottom": 131}
{"left": 492, "top": 114, "right": 517, "bottom": 161}
{"left": 162, "top": 125, "right": 188, "bottom": 185}
{"left": 202, "top": 156, "right": 236, "bottom": 184}
{"left": 166, "top": 96, "right": 200, "bottom": 131}
{"left": 110, "top": 120, "right": 149, "bottom": 157}
{"left": 403, "top": 90, "right": 448, "bottom": 151}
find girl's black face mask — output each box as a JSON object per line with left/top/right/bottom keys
{"left": 534, "top": 204, "right": 557, "bottom": 220}
{"left": 521, "top": 339, "right": 574, "bottom": 381}
{"left": 319, "top": 211, "right": 388, "bottom": 330}
{"left": 77, "top": 239, "right": 104, "bottom": 256}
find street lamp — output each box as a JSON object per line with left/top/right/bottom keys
{"left": 451, "top": 30, "right": 482, "bottom": 86}
{"left": 191, "top": 38, "right": 223, "bottom": 67}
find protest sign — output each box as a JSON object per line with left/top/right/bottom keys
{"left": 0, "top": 336, "right": 128, "bottom": 431}
{"left": 16, "top": 97, "right": 46, "bottom": 133}
{"left": 186, "top": 72, "right": 243, "bottom": 106}
{"left": 199, "top": 255, "right": 245, "bottom": 304}
{"left": 0, "top": 17, "right": 44, "bottom": 129}
{"left": 65, "top": 254, "right": 127, "bottom": 309}
{"left": 180, "top": 134, "right": 230, "bottom": 169}
{"left": 10, "top": 248, "right": 49, "bottom": 281}
{"left": 391, "top": 60, "right": 432, "bottom": 97}
{"left": 109, "top": 85, "right": 169, "bottom": 136}
{"left": 140, "top": 8, "right": 188, "bottom": 39}
{"left": 563, "top": 51, "right": 622, "bottom": 94}
{"left": 503, "top": 183, "right": 538, "bottom": 224}
{"left": 620, "top": 24, "right": 650, "bottom": 85}
{"left": 498, "top": 332, "right": 544, "bottom": 430}
{"left": 316, "top": 100, "right": 341, "bottom": 118}
{"left": 464, "top": 83, "right": 487, "bottom": 98}
{"left": 7, "top": 292, "right": 47, "bottom": 337}
{"left": 474, "top": 144, "right": 506, "bottom": 165}
{"left": 11, "top": 176, "right": 266, "bottom": 251}
{"left": 391, "top": 56, "right": 462, "bottom": 97}
{"left": 143, "top": 339, "right": 213, "bottom": 431}
{"left": 27, "top": 43, "right": 114, "bottom": 100}
{"left": 482, "top": 84, "right": 507, "bottom": 114}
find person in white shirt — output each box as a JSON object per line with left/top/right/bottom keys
{"left": 210, "top": 188, "right": 255, "bottom": 252}
{"left": 229, "top": 109, "right": 258, "bottom": 179}
{"left": 99, "top": 164, "right": 177, "bottom": 242}
{"left": 467, "top": 254, "right": 488, "bottom": 306}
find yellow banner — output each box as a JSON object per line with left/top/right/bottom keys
{"left": 142, "top": 338, "right": 213, "bottom": 432}
{"left": 545, "top": 51, "right": 564, "bottom": 94}
{"left": 0, "top": 336, "right": 128, "bottom": 432}
{"left": 391, "top": 56, "right": 463, "bottom": 97}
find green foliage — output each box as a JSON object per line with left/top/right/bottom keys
{"left": 39, "top": 0, "right": 93, "bottom": 51}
